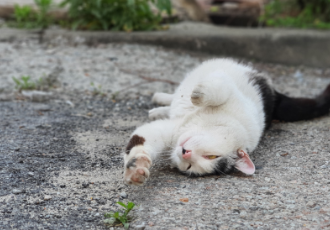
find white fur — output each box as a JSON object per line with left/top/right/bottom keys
{"left": 124, "top": 59, "right": 267, "bottom": 184}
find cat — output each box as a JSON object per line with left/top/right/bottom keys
{"left": 123, "top": 59, "right": 330, "bottom": 185}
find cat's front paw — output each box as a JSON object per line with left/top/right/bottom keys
{"left": 124, "top": 153, "right": 151, "bottom": 186}
{"left": 191, "top": 85, "right": 205, "bottom": 106}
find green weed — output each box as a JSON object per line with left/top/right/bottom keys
{"left": 10, "top": 0, "right": 53, "bottom": 29}
{"left": 104, "top": 201, "right": 136, "bottom": 229}
{"left": 13, "top": 76, "right": 37, "bottom": 91}
{"left": 260, "top": 0, "right": 330, "bottom": 29}
{"left": 60, "top": 0, "right": 172, "bottom": 31}
{"left": 12, "top": 76, "right": 47, "bottom": 92}
{"left": 90, "top": 82, "right": 107, "bottom": 96}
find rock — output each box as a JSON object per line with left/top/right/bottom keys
{"left": 82, "top": 183, "right": 89, "bottom": 188}
{"left": 233, "top": 209, "right": 240, "bottom": 214}
{"left": 240, "top": 211, "right": 247, "bottom": 217}
{"left": 95, "top": 213, "right": 100, "bottom": 217}
{"left": 133, "top": 222, "right": 146, "bottom": 230}
{"left": 265, "top": 177, "right": 270, "bottom": 182}
{"left": 97, "top": 199, "right": 106, "bottom": 205}
{"left": 27, "top": 172, "right": 34, "bottom": 176}
{"left": 12, "top": 189, "right": 22, "bottom": 194}
{"left": 21, "top": 90, "right": 53, "bottom": 102}
{"left": 33, "top": 104, "right": 52, "bottom": 111}
{"left": 60, "top": 185, "right": 66, "bottom": 188}
{"left": 44, "top": 195, "right": 52, "bottom": 200}
{"left": 0, "top": 93, "right": 14, "bottom": 101}
{"left": 307, "top": 201, "right": 316, "bottom": 208}
{"left": 65, "top": 100, "right": 74, "bottom": 107}
{"left": 293, "top": 70, "right": 304, "bottom": 82}
{"left": 120, "top": 192, "right": 128, "bottom": 199}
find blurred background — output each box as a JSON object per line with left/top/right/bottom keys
{"left": 0, "top": 0, "right": 329, "bottom": 30}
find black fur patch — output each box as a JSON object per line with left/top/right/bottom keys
{"left": 273, "top": 84, "right": 330, "bottom": 121}
{"left": 250, "top": 73, "right": 330, "bottom": 124}
{"left": 214, "top": 157, "right": 235, "bottom": 175}
{"left": 249, "top": 73, "right": 276, "bottom": 130}
{"left": 125, "top": 135, "right": 145, "bottom": 154}
{"left": 181, "top": 158, "right": 235, "bottom": 177}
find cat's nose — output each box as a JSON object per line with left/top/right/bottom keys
{"left": 182, "top": 148, "right": 192, "bottom": 159}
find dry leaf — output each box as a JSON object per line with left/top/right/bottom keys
{"left": 180, "top": 198, "right": 189, "bottom": 202}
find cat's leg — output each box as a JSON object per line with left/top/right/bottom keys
{"left": 148, "top": 106, "right": 170, "bottom": 120}
{"left": 191, "top": 71, "right": 234, "bottom": 107}
{"left": 152, "top": 92, "right": 174, "bottom": 105}
{"left": 124, "top": 119, "right": 176, "bottom": 185}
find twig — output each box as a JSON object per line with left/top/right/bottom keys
{"left": 138, "top": 75, "right": 179, "bottom": 85}
{"left": 118, "top": 67, "right": 179, "bottom": 85}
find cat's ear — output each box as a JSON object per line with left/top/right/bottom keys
{"left": 234, "top": 149, "right": 255, "bottom": 175}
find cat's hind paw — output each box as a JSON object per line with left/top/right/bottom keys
{"left": 191, "top": 86, "right": 205, "bottom": 106}
{"left": 124, "top": 153, "right": 151, "bottom": 185}
{"left": 148, "top": 107, "right": 170, "bottom": 120}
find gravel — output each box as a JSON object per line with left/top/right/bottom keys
{"left": 0, "top": 38, "right": 330, "bottom": 229}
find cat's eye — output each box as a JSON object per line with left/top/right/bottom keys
{"left": 187, "top": 164, "right": 191, "bottom": 170}
{"left": 203, "top": 155, "right": 220, "bottom": 160}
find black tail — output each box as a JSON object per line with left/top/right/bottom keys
{"left": 273, "top": 84, "right": 330, "bottom": 122}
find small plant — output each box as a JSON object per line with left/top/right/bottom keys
{"left": 11, "top": 0, "right": 53, "bottom": 29}
{"left": 13, "top": 76, "right": 37, "bottom": 91}
{"left": 90, "top": 82, "right": 107, "bottom": 96}
{"left": 60, "top": 0, "right": 172, "bottom": 31}
{"left": 34, "top": 0, "right": 53, "bottom": 28}
{"left": 104, "top": 201, "right": 136, "bottom": 229}
{"left": 12, "top": 5, "right": 34, "bottom": 28}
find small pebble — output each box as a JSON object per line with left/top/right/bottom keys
{"left": 82, "top": 183, "right": 89, "bottom": 188}
{"left": 44, "top": 195, "right": 52, "bottom": 200}
{"left": 134, "top": 222, "right": 146, "bottom": 230}
{"left": 120, "top": 192, "right": 128, "bottom": 199}
{"left": 12, "top": 189, "right": 22, "bottom": 194}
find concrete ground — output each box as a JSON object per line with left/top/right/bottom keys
{"left": 0, "top": 37, "right": 330, "bottom": 230}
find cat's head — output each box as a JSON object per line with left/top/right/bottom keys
{"left": 171, "top": 129, "right": 255, "bottom": 176}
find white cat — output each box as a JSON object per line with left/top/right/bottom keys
{"left": 123, "top": 59, "right": 330, "bottom": 185}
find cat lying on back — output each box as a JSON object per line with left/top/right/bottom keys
{"left": 123, "top": 59, "right": 330, "bottom": 185}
